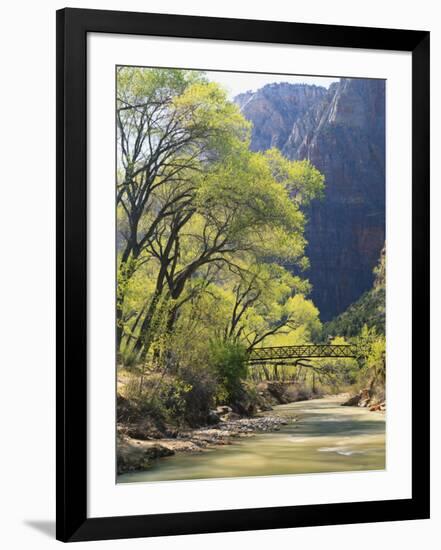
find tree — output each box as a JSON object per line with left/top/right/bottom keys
{"left": 355, "top": 325, "right": 386, "bottom": 391}
{"left": 116, "top": 67, "right": 250, "bottom": 349}
{"left": 128, "top": 146, "right": 317, "bottom": 362}
{"left": 263, "top": 148, "right": 324, "bottom": 207}
{"left": 116, "top": 67, "right": 325, "bottom": 371}
{"left": 219, "top": 262, "right": 318, "bottom": 349}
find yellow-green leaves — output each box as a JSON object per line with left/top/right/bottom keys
{"left": 116, "top": 67, "right": 326, "bottom": 363}
{"left": 263, "top": 148, "right": 325, "bottom": 206}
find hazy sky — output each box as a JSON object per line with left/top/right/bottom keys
{"left": 206, "top": 71, "right": 340, "bottom": 99}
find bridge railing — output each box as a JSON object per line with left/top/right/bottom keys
{"left": 247, "top": 344, "right": 359, "bottom": 364}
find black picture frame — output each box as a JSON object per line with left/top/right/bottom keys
{"left": 56, "top": 7, "right": 430, "bottom": 542}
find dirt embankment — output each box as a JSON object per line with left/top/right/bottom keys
{"left": 341, "top": 387, "right": 386, "bottom": 412}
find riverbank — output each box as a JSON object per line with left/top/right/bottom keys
{"left": 341, "top": 388, "right": 386, "bottom": 411}
{"left": 117, "top": 414, "right": 293, "bottom": 474}
{"left": 117, "top": 381, "right": 384, "bottom": 475}
{"left": 117, "top": 379, "right": 312, "bottom": 474}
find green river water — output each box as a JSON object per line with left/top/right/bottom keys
{"left": 118, "top": 396, "right": 385, "bottom": 483}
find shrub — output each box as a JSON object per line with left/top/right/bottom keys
{"left": 123, "top": 372, "right": 191, "bottom": 426}
{"left": 209, "top": 340, "right": 248, "bottom": 403}
{"left": 178, "top": 364, "right": 219, "bottom": 426}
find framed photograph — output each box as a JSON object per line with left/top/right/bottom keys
{"left": 56, "top": 8, "right": 430, "bottom": 542}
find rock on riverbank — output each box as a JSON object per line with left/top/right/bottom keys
{"left": 341, "top": 388, "right": 386, "bottom": 411}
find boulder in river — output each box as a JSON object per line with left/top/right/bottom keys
{"left": 117, "top": 435, "right": 175, "bottom": 474}
{"left": 341, "top": 393, "right": 361, "bottom": 406}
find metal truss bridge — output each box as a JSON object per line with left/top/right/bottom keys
{"left": 247, "top": 344, "right": 358, "bottom": 365}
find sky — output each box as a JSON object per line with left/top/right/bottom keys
{"left": 206, "top": 71, "right": 340, "bottom": 99}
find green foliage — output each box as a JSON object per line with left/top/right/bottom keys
{"left": 117, "top": 68, "right": 325, "bottom": 365}
{"left": 123, "top": 371, "right": 192, "bottom": 426}
{"left": 154, "top": 378, "right": 193, "bottom": 421}
{"left": 321, "top": 248, "right": 387, "bottom": 397}
{"left": 263, "top": 148, "right": 325, "bottom": 206}
{"left": 209, "top": 340, "right": 248, "bottom": 402}
{"left": 177, "top": 363, "right": 219, "bottom": 426}
{"left": 365, "top": 335, "right": 386, "bottom": 384}
{"left": 324, "top": 287, "right": 385, "bottom": 338}
{"left": 319, "top": 336, "right": 359, "bottom": 386}
{"left": 354, "top": 325, "right": 386, "bottom": 387}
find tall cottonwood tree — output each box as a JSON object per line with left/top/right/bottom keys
{"left": 116, "top": 67, "right": 324, "bottom": 366}
{"left": 116, "top": 67, "right": 249, "bottom": 345}
{"left": 129, "top": 148, "right": 321, "bottom": 362}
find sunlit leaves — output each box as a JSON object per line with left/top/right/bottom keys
{"left": 116, "top": 67, "right": 326, "bottom": 363}
{"left": 263, "top": 148, "right": 325, "bottom": 206}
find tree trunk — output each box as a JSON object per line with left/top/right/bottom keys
{"left": 116, "top": 237, "right": 137, "bottom": 351}
{"left": 131, "top": 288, "right": 163, "bottom": 362}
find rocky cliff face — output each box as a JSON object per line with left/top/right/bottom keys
{"left": 236, "top": 83, "right": 328, "bottom": 152}
{"left": 235, "top": 79, "right": 385, "bottom": 321}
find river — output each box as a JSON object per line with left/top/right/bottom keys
{"left": 118, "top": 396, "right": 385, "bottom": 483}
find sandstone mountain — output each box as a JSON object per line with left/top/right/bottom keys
{"left": 235, "top": 78, "right": 385, "bottom": 321}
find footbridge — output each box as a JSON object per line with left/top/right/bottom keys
{"left": 247, "top": 344, "right": 358, "bottom": 365}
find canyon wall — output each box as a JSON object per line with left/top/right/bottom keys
{"left": 236, "top": 78, "right": 385, "bottom": 320}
